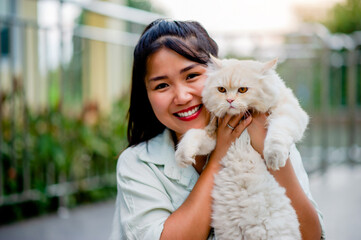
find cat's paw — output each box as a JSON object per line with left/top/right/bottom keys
{"left": 175, "top": 136, "right": 197, "bottom": 168}
{"left": 175, "top": 128, "right": 212, "bottom": 168}
{"left": 263, "top": 146, "right": 289, "bottom": 170}
{"left": 175, "top": 148, "right": 195, "bottom": 168}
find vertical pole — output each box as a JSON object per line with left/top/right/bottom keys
{"left": 57, "top": 0, "right": 68, "bottom": 213}
{"left": 0, "top": 20, "right": 3, "bottom": 199}
{"left": 59, "top": 0, "right": 64, "bottom": 110}
{"left": 21, "top": 22, "right": 30, "bottom": 192}
{"left": 45, "top": 26, "right": 58, "bottom": 189}
{"left": 320, "top": 44, "right": 330, "bottom": 172}
{"left": 346, "top": 42, "right": 357, "bottom": 164}
{"left": 9, "top": 9, "right": 16, "bottom": 175}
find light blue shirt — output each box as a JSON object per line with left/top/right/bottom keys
{"left": 109, "top": 129, "right": 325, "bottom": 240}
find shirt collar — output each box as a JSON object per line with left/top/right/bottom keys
{"left": 138, "top": 129, "right": 198, "bottom": 190}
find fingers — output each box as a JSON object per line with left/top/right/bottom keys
{"left": 218, "top": 114, "right": 238, "bottom": 132}
{"left": 219, "top": 114, "right": 232, "bottom": 128}
{"left": 214, "top": 112, "right": 253, "bottom": 158}
{"left": 233, "top": 114, "right": 252, "bottom": 135}
{"left": 219, "top": 112, "right": 253, "bottom": 136}
{"left": 227, "top": 114, "right": 243, "bottom": 130}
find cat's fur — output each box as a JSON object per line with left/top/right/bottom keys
{"left": 175, "top": 57, "right": 308, "bottom": 240}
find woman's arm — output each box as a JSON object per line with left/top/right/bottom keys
{"left": 270, "top": 160, "right": 322, "bottom": 240}
{"left": 247, "top": 113, "right": 322, "bottom": 240}
{"left": 160, "top": 114, "right": 252, "bottom": 240}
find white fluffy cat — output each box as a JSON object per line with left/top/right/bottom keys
{"left": 175, "top": 57, "right": 308, "bottom": 240}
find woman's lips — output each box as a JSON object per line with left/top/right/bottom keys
{"left": 174, "top": 104, "right": 203, "bottom": 121}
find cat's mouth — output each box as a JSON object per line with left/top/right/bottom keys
{"left": 173, "top": 104, "right": 203, "bottom": 121}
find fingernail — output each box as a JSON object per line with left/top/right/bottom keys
{"left": 245, "top": 115, "right": 252, "bottom": 122}
{"left": 244, "top": 112, "right": 250, "bottom": 119}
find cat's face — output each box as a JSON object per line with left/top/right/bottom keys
{"left": 202, "top": 58, "right": 279, "bottom": 117}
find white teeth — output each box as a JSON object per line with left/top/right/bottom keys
{"left": 177, "top": 105, "right": 200, "bottom": 117}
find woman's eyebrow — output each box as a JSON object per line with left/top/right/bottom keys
{"left": 148, "top": 75, "right": 167, "bottom": 82}
{"left": 180, "top": 63, "right": 202, "bottom": 74}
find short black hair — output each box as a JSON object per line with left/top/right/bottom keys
{"left": 127, "top": 19, "right": 218, "bottom": 147}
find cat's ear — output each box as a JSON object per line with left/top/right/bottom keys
{"left": 261, "top": 58, "right": 278, "bottom": 73}
{"left": 209, "top": 55, "right": 222, "bottom": 70}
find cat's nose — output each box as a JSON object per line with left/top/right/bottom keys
{"left": 227, "top": 99, "right": 234, "bottom": 103}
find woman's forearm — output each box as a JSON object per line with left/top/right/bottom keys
{"left": 160, "top": 152, "right": 222, "bottom": 240}
{"left": 269, "top": 159, "right": 322, "bottom": 240}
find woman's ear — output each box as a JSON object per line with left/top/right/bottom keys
{"left": 261, "top": 58, "right": 278, "bottom": 73}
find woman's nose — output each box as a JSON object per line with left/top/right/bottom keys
{"left": 174, "top": 84, "right": 192, "bottom": 105}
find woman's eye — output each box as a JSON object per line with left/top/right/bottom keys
{"left": 218, "top": 87, "right": 226, "bottom": 93}
{"left": 238, "top": 87, "right": 248, "bottom": 93}
{"left": 155, "top": 83, "right": 168, "bottom": 90}
{"left": 186, "top": 73, "right": 200, "bottom": 80}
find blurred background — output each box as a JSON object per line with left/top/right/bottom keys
{"left": 0, "top": 0, "right": 360, "bottom": 239}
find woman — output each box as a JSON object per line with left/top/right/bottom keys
{"left": 110, "top": 19, "right": 324, "bottom": 239}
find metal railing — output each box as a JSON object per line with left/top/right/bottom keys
{"left": 0, "top": 0, "right": 161, "bottom": 217}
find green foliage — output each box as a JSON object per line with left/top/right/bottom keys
{"left": 126, "top": 0, "right": 153, "bottom": 12}
{"left": 126, "top": 0, "right": 164, "bottom": 14}
{"left": 323, "top": 0, "right": 361, "bottom": 33}
{"left": 0, "top": 92, "right": 129, "bottom": 223}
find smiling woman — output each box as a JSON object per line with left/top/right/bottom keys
{"left": 109, "top": 19, "right": 323, "bottom": 240}
{"left": 126, "top": 19, "right": 218, "bottom": 147}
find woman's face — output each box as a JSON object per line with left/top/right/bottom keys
{"left": 145, "top": 48, "right": 210, "bottom": 140}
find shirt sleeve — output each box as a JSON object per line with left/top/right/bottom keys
{"left": 289, "top": 144, "right": 326, "bottom": 239}
{"left": 109, "top": 148, "right": 174, "bottom": 240}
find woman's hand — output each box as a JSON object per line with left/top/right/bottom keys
{"left": 246, "top": 112, "right": 268, "bottom": 157}
{"left": 214, "top": 111, "right": 268, "bottom": 160}
{"left": 212, "top": 113, "right": 252, "bottom": 160}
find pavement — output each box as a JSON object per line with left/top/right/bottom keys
{"left": 0, "top": 200, "right": 115, "bottom": 240}
{"left": 309, "top": 164, "right": 361, "bottom": 240}
{"left": 0, "top": 164, "right": 360, "bottom": 240}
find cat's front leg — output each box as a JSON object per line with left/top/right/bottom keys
{"left": 263, "top": 131, "right": 292, "bottom": 171}
{"left": 175, "top": 129, "right": 216, "bottom": 168}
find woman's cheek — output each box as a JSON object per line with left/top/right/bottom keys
{"left": 149, "top": 93, "right": 171, "bottom": 118}
{"left": 196, "top": 76, "right": 207, "bottom": 91}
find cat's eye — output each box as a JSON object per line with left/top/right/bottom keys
{"left": 238, "top": 87, "right": 248, "bottom": 93}
{"left": 218, "top": 87, "right": 227, "bottom": 93}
